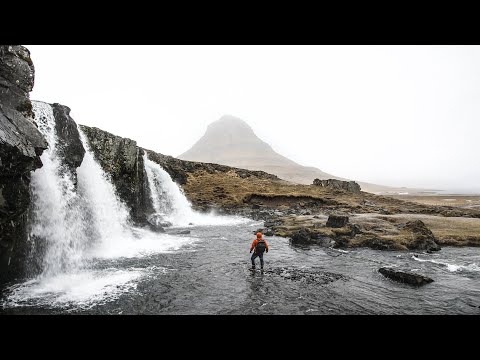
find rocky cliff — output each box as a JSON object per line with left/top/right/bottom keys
{"left": 79, "top": 125, "right": 152, "bottom": 223}
{"left": 0, "top": 45, "right": 47, "bottom": 280}
{"left": 313, "top": 178, "right": 361, "bottom": 193}
{"left": 79, "top": 124, "right": 279, "bottom": 221}
{"left": 51, "top": 103, "right": 85, "bottom": 183}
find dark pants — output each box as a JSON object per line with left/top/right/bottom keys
{"left": 251, "top": 252, "right": 264, "bottom": 268}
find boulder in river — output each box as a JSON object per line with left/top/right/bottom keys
{"left": 326, "top": 215, "right": 349, "bottom": 228}
{"left": 379, "top": 267, "right": 434, "bottom": 286}
{"left": 403, "top": 220, "right": 441, "bottom": 252}
{"left": 290, "top": 228, "right": 335, "bottom": 247}
{"left": 175, "top": 230, "right": 191, "bottom": 235}
{"left": 290, "top": 228, "right": 312, "bottom": 244}
{"left": 147, "top": 214, "right": 173, "bottom": 228}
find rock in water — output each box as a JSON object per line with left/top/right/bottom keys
{"left": 290, "top": 228, "right": 312, "bottom": 244}
{"left": 326, "top": 215, "right": 349, "bottom": 228}
{"left": 176, "top": 230, "right": 191, "bottom": 235}
{"left": 403, "top": 220, "right": 441, "bottom": 252}
{"left": 290, "top": 228, "right": 334, "bottom": 247}
{"left": 379, "top": 267, "right": 434, "bottom": 286}
{"left": 147, "top": 214, "right": 173, "bottom": 228}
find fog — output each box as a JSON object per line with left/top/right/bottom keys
{"left": 26, "top": 45, "right": 480, "bottom": 192}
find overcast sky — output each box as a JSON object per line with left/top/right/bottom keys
{"left": 26, "top": 45, "right": 480, "bottom": 193}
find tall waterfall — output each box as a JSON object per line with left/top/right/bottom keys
{"left": 76, "top": 130, "right": 134, "bottom": 257}
{"left": 29, "top": 102, "right": 89, "bottom": 276}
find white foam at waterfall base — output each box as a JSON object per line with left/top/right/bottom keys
{"left": 143, "top": 153, "right": 248, "bottom": 227}
{"left": 2, "top": 269, "right": 145, "bottom": 309}
{"left": 76, "top": 130, "right": 201, "bottom": 259}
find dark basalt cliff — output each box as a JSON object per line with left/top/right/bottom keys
{"left": 79, "top": 125, "right": 153, "bottom": 223}
{"left": 51, "top": 103, "right": 85, "bottom": 181}
{"left": 0, "top": 45, "right": 47, "bottom": 280}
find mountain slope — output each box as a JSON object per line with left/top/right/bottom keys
{"left": 178, "top": 115, "right": 415, "bottom": 193}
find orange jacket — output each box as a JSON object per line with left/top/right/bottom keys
{"left": 250, "top": 238, "right": 269, "bottom": 253}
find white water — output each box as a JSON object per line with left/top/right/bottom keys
{"left": 412, "top": 255, "right": 480, "bottom": 272}
{"left": 29, "top": 102, "right": 89, "bottom": 276}
{"left": 143, "top": 152, "right": 247, "bottom": 227}
{"left": 3, "top": 269, "right": 144, "bottom": 309}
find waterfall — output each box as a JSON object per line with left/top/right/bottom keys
{"left": 143, "top": 152, "right": 247, "bottom": 226}
{"left": 76, "top": 130, "right": 134, "bottom": 257}
{"left": 143, "top": 153, "right": 196, "bottom": 226}
{"left": 29, "top": 102, "right": 89, "bottom": 276}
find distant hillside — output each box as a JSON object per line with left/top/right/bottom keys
{"left": 178, "top": 115, "right": 424, "bottom": 194}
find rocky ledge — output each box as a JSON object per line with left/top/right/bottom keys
{"left": 313, "top": 178, "right": 361, "bottom": 193}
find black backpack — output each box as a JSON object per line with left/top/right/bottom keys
{"left": 255, "top": 239, "right": 266, "bottom": 254}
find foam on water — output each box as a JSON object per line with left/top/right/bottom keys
{"left": 1, "top": 268, "right": 145, "bottom": 309}
{"left": 88, "top": 228, "right": 198, "bottom": 259}
{"left": 412, "top": 255, "right": 480, "bottom": 272}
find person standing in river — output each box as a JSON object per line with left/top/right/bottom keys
{"left": 250, "top": 232, "right": 269, "bottom": 270}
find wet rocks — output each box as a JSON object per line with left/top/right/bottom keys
{"left": 326, "top": 215, "right": 349, "bottom": 228}
{"left": 0, "top": 45, "right": 35, "bottom": 116}
{"left": 0, "top": 45, "right": 48, "bottom": 281}
{"left": 290, "top": 228, "right": 313, "bottom": 244}
{"left": 378, "top": 267, "right": 434, "bottom": 286}
{"left": 175, "top": 230, "right": 191, "bottom": 235}
{"left": 313, "top": 178, "right": 361, "bottom": 193}
{"left": 266, "top": 266, "right": 345, "bottom": 285}
{"left": 51, "top": 103, "right": 85, "bottom": 176}
{"left": 402, "top": 220, "right": 441, "bottom": 252}
{"left": 148, "top": 214, "right": 172, "bottom": 228}
{"left": 290, "top": 228, "right": 335, "bottom": 247}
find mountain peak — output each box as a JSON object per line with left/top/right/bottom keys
{"left": 178, "top": 114, "right": 298, "bottom": 169}
{"left": 206, "top": 115, "right": 256, "bottom": 138}
{"left": 214, "top": 114, "right": 249, "bottom": 125}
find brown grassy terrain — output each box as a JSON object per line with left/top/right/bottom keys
{"left": 269, "top": 213, "right": 480, "bottom": 249}
{"left": 181, "top": 170, "right": 480, "bottom": 249}
{"left": 390, "top": 195, "right": 480, "bottom": 208}
{"left": 183, "top": 170, "right": 480, "bottom": 218}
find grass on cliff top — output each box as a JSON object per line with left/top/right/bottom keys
{"left": 183, "top": 170, "right": 358, "bottom": 206}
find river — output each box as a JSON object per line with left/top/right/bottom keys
{"left": 1, "top": 220, "right": 479, "bottom": 314}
